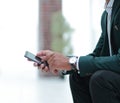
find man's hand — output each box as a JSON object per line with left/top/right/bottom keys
{"left": 34, "top": 50, "right": 71, "bottom": 74}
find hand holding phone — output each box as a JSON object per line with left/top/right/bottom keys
{"left": 24, "top": 51, "right": 72, "bottom": 75}
{"left": 24, "top": 51, "right": 49, "bottom": 66}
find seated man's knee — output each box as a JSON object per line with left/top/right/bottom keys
{"left": 89, "top": 70, "right": 109, "bottom": 88}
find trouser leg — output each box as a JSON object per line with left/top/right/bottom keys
{"left": 89, "top": 70, "right": 120, "bottom": 103}
{"left": 69, "top": 73, "right": 92, "bottom": 103}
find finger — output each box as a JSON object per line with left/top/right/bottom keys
{"left": 34, "top": 62, "right": 39, "bottom": 67}
{"left": 44, "top": 66, "right": 49, "bottom": 72}
{"left": 39, "top": 64, "right": 45, "bottom": 71}
{"left": 37, "top": 50, "right": 54, "bottom": 61}
{"left": 36, "top": 50, "right": 48, "bottom": 56}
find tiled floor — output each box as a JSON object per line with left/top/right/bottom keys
{"left": 0, "top": 68, "right": 73, "bottom": 103}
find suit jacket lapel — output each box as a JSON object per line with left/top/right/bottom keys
{"left": 103, "top": 11, "right": 108, "bottom": 35}
{"left": 111, "top": 0, "right": 120, "bottom": 26}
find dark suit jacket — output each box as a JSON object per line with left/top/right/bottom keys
{"left": 79, "top": 0, "right": 120, "bottom": 77}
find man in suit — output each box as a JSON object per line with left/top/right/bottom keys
{"left": 33, "top": 0, "right": 120, "bottom": 102}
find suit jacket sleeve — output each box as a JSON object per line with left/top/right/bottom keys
{"left": 79, "top": 49, "right": 120, "bottom": 77}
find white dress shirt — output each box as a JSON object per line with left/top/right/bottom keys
{"left": 105, "top": 0, "right": 114, "bottom": 56}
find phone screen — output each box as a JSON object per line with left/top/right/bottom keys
{"left": 24, "top": 51, "right": 42, "bottom": 64}
{"left": 24, "top": 51, "right": 49, "bottom": 67}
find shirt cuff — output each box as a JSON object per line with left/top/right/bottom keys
{"left": 76, "top": 56, "right": 80, "bottom": 74}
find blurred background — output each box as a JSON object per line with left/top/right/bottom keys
{"left": 0, "top": 0, "right": 104, "bottom": 103}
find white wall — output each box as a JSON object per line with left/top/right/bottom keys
{"left": 0, "top": 1, "right": 73, "bottom": 103}
{"left": 0, "top": 0, "right": 39, "bottom": 72}
{"left": 62, "top": 0, "right": 105, "bottom": 55}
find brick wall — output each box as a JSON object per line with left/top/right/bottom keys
{"left": 39, "top": 0, "right": 62, "bottom": 50}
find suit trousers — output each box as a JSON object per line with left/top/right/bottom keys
{"left": 69, "top": 70, "right": 120, "bottom": 103}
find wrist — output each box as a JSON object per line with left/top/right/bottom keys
{"left": 68, "top": 56, "right": 78, "bottom": 71}
{"left": 62, "top": 56, "right": 80, "bottom": 75}
{"left": 65, "top": 57, "right": 72, "bottom": 71}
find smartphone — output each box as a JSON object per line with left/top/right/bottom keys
{"left": 24, "top": 51, "right": 48, "bottom": 66}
